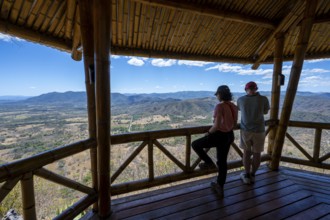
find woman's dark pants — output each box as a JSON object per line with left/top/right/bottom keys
{"left": 192, "top": 130, "right": 234, "bottom": 186}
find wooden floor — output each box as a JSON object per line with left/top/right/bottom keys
{"left": 85, "top": 165, "right": 330, "bottom": 220}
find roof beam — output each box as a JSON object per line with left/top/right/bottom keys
{"left": 0, "top": 20, "right": 72, "bottom": 53}
{"left": 65, "top": 0, "right": 76, "bottom": 39}
{"left": 111, "top": 46, "right": 254, "bottom": 64}
{"left": 71, "top": 5, "right": 82, "bottom": 61}
{"left": 262, "top": 53, "right": 330, "bottom": 63}
{"left": 133, "top": 0, "right": 276, "bottom": 29}
{"left": 252, "top": 0, "right": 305, "bottom": 69}
{"left": 313, "top": 13, "right": 330, "bottom": 24}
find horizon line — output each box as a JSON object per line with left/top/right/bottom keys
{"left": 1, "top": 90, "right": 329, "bottom": 98}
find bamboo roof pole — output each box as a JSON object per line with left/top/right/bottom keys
{"left": 21, "top": 172, "right": 36, "bottom": 220}
{"left": 268, "top": 33, "right": 284, "bottom": 156}
{"left": 0, "top": 20, "right": 72, "bottom": 53}
{"left": 270, "top": 0, "right": 318, "bottom": 170}
{"left": 252, "top": 0, "right": 305, "bottom": 70}
{"left": 78, "top": 0, "right": 98, "bottom": 212}
{"left": 133, "top": 0, "right": 275, "bottom": 29}
{"left": 93, "top": 0, "right": 111, "bottom": 217}
{"left": 65, "top": 0, "right": 76, "bottom": 40}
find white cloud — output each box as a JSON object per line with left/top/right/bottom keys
{"left": 29, "top": 86, "right": 36, "bottom": 89}
{"left": 127, "top": 57, "right": 145, "bottom": 66}
{"left": 256, "top": 80, "right": 272, "bottom": 85}
{"left": 206, "top": 63, "right": 243, "bottom": 72}
{"left": 0, "top": 33, "right": 23, "bottom": 42}
{"left": 310, "top": 68, "right": 330, "bottom": 73}
{"left": 206, "top": 63, "right": 273, "bottom": 77}
{"left": 306, "top": 58, "right": 330, "bottom": 63}
{"left": 236, "top": 69, "right": 255, "bottom": 75}
{"left": 300, "top": 76, "right": 330, "bottom": 87}
{"left": 111, "top": 55, "right": 120, "bottom": 59}
{"left": 301, "top": 68, "right": 330, "bottom": 76}
{"left": 178, "top": 60, "right": 213, "bottom": 67}
{"left": 151, "top": 59, "right": 176, "bottom": 67}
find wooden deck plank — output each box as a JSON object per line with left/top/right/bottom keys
{"left": 312, "top": 192, "right": 330, "bottom": 204}
{"left": 162, "top": 183, "right": 300, "bottom": 220}
{"left": 319, "top": 214, "right": 330, "bottom": 220}
{"left": 112, "top": 167, "right": 272, "bottom": 206}
{"left": 253, "top": 197, "right": 321, "bottom": 220}
{"left": 83, "top": 166, "right": 330, "bottom": 220}
{"left": 112, "top": 168, "right": 276, "bottom": 212}
{"left": 114, "top": 171, "right": 284, "bottom": 218}
{"left": 117, "top": 176, "right": 292, "bottom": 219}
{"left": 286, "top": 176, "right": 330, "bottom": 189}
{"left": 281, "top": 168, "right": 330, "bottom": 183}
{"left": 282, "top": 176, "right": 330, "bottom": 198}
{"left": 284, "top": 203, "right": 330, "bottom": 220}
{"left": 219, "top": 191, "right": 313, "bottom": 220}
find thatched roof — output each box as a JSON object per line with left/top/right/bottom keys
{"left": 0, "top": 0, "right": 329, "bottom": 68}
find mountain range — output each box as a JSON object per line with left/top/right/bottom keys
{"left": 1, "top": 91, "right": 329, "bottom": 121}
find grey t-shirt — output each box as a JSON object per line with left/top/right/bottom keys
{"left": 237, "top": 92, "right": 270, "bottom": 133}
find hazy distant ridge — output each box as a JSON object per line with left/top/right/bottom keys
{"left": 1, "top": 91, "right": 329, "bottom": 121}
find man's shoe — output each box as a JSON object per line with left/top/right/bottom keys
{"left": 240, "top": 173, "right": 251, "bottom": 185}
{"left": 250, "top": 174, "right": 255, "bottom": 184}
{"left": 211, "top": 182, "right": 224, "bottom": 198}
{"left": 199, "top": 162, "right": 216, "bottom": 170}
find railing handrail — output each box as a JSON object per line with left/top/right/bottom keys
{"left": 111, "top": 125, "right": 213, "bottom": 144}
{"left": 0, "top": 138, "right": 96, "bottom": 182}
{"left": 110, "top": 120, "right": 279, "bottom": 145}
{"left": 288, "top": 120, "right": 330, "bottom": 129}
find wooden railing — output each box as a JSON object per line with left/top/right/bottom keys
{"left": 280, "top": 121, "right": 330, "bottom": 169}
{"left": 0, "top": 120, "right": 329, "bottom": 219}
{"left": 0, "top": 139, "right": 98, "bottom": 220}
{"left": 109, "top": 125, "right": 272, "bottom": 195}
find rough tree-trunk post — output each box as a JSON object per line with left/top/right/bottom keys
{"left": 270, "top": 0, "right": 318, "bottom": 170}
{"left": 268, "top": 33, "right": 284, "bottom": 156}
{"left": 21, "top": 172, "right": 36, "bottom": 220}
{"left": 78, "top": 0, "right": 98, "bottom": 211}
{"left": 94, "top": 0, "right": 111, "bottom": 217}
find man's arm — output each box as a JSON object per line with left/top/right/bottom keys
{"left": 264, "top": 97, "right": 270, "bottom": 114}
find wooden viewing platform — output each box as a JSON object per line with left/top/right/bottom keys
{"left": 1, "top": 0, "right": 330, "bottom": 219}
{"left": 83, "top": 165, "right": 330, "bottom": 220}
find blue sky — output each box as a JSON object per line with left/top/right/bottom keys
{"left": 1, "top": 33, "right": 329, "bottom": 96}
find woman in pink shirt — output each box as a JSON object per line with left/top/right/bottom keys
{"left": 192, "top": 85, "right": 238, "bottom": 197}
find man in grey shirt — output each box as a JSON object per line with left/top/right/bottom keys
{"left": 237, "top": 81, "right": 270, "bottom": 184}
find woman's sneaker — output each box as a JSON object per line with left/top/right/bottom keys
{"left": 211, "top": 182, "right": 224, "bottom": 198}
{"left": 199, "top": 162, "right": 216, "bottom": 170}
{"left": 240, "top": 173, "right": 251, "bottom": 184}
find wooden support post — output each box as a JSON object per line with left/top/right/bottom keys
{"left": 94, "top": 0, "right": 111, "bottom": 217}
{"left": 78, "top": 0, "right": 98, "bottom": 212}
{"left": 21, "top": 173, "right": 36, "bottom": 220}
{"left": 185, "top": 135, "right": 191, "bottom": 172}
{"left": 270, "top": 0, "right": 318, "bottom": 170}
{"left": 268, "top": 33, "right": 284, "bottom": 156}
{"left": 148, "top": 140, "right": 154, "bottom": 181}
{"left": 313, "top": 128, "right": 322, "bottom": 162}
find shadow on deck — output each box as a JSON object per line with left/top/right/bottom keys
{"left": 85, "top": 165, "right": 330, "bottom": 220}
